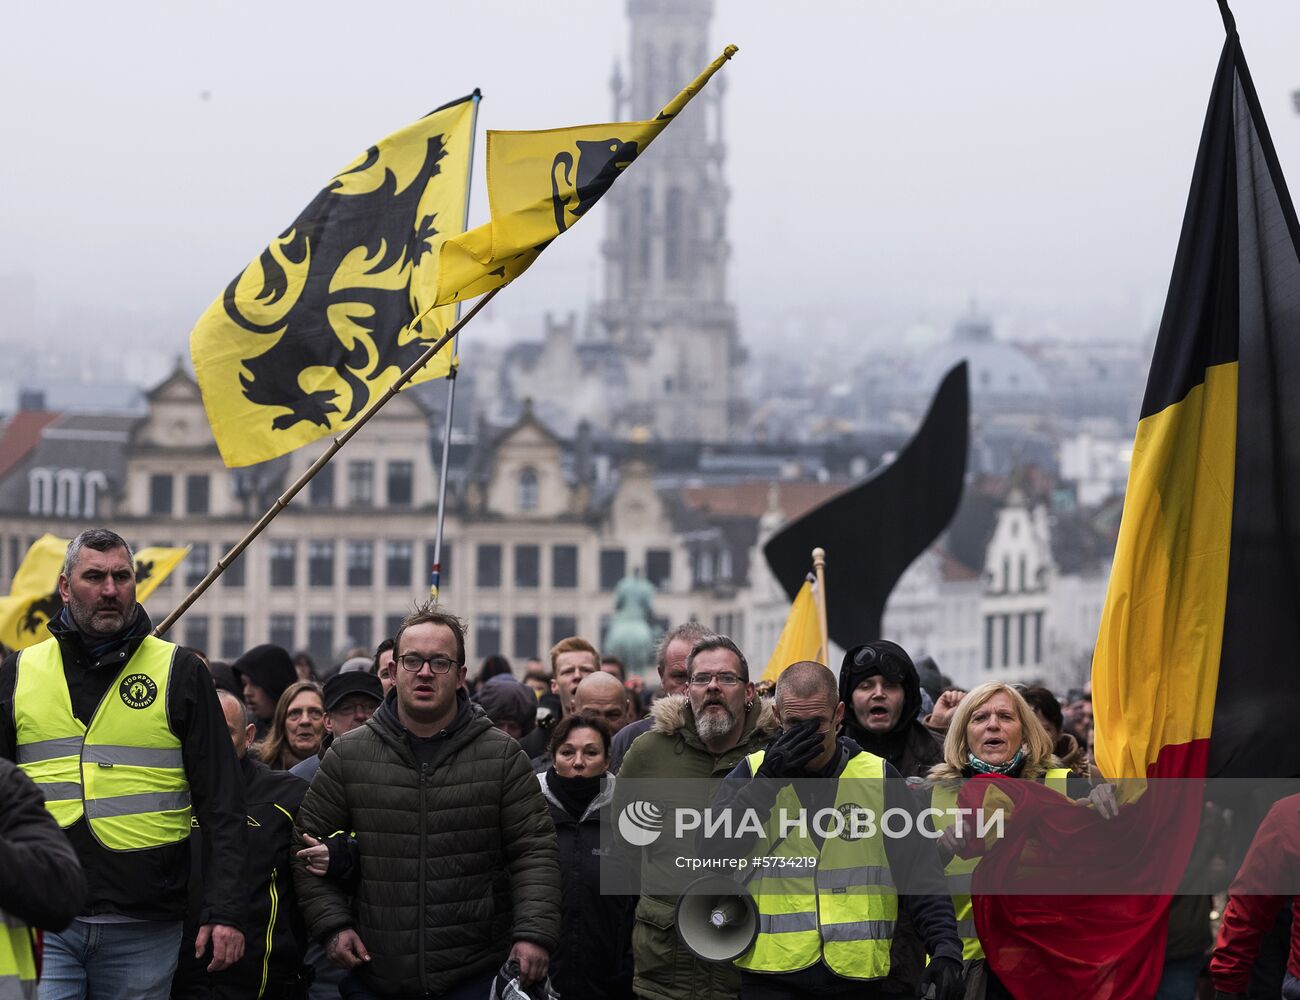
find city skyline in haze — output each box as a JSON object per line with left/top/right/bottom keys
{"left": 4, "top": 1, "right": 1300, "bottom": 360}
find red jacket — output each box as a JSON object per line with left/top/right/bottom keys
{"left": 1211, "top": 793, "right": 1300, "bottom": 992}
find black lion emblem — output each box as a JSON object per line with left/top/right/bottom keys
{"left": 21, "top": 589, "right": 63, "bottom": 637}
{"left": 551, "top": 138, "right": 641, "bottom": 235}
{"left": 224, "top": 133, "right": 452, "bottom": 433}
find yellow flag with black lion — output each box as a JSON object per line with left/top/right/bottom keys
{"left": 191, "top": 93, "right": 478, "bottom": 468}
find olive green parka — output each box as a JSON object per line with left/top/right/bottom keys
{"left": 616, "top": 693, "right": 775, "bottom": 1000}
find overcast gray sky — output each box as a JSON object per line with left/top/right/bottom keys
{"left": 4, "top": 1, "right": 1299, "bottom": 353}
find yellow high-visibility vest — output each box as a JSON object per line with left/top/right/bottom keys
{"left": 930, "top": 768, "right": 1071, "bottom": 960}
{"left": 13, "top": 636, "right": 191, "bottom": 851}
{"left": 733, "top": 749, "right": 896, "bottom": 981}
{"left": 0, "top": 909, "right": 36, "bottom": 1000}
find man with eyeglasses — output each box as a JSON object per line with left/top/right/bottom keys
{"left": 616, "top": 633, "right": 776, "bottom": 1000}
{"left": 290, "top": 672, "right": 384, "bottom": 784}
{"left": 292, "top": 603, "right": 560, "bottom": 1000}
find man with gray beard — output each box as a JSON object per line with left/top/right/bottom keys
{"left": 616, "top": 635, "right": 776, "bottom": 1000}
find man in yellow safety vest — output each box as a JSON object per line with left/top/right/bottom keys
{"left": 710, "top": 661, "right": 963, "bottom": 999}
{"left": 0, "top": 528, "right": 247, "bottom": 1000}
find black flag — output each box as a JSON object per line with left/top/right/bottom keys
{"left": 763, "top": 363, "right": 969, "bottom": 649}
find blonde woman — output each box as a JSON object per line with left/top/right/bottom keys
{"left": 926, "top": 682, "right": 1113, "bottom": 1000}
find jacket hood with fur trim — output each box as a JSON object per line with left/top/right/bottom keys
{"left": 649, "top": 693, "right": 776, "bottom": 746}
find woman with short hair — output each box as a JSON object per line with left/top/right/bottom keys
{"left": 537, "top": 714, "right": 634, "bottom": 1000}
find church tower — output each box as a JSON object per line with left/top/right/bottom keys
{"left": 593, "top": 0, "right": 746, "bottom": 441}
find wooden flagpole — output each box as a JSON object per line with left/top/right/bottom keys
{"left": 812, "top": 547, "right": 829, "bottom": 665}
{"left": 153, "top": 284, "right": 504, "bottom": 638}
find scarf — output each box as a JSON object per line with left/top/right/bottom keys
{"left": 546, "top": 767, "right": 603, "bottom": 820}
{"left": 966, "top": 747, "right": 1025, "bottom": 775}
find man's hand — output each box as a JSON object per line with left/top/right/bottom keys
{"left": 195, "top": 923, "right": 245, "bottom": 973}
{"left": 918, "top": 954, "right": 963, "bottom": 1000}
{"left": 327, "top": 929, "right": 370, "bottom": 969}
{"left": 509, "top": 941, "right": 549, "bottom": 986}
{"left": 297, "top": 832, "right": 330, "bottom": 876}
{"left": 927, "top": 689, "right": 966, "bottom": 729}
{"left": 757, "top": 720, "right": 823, "bottom": 779}
{"left": 936, "top": 824, "right": 968, "bottom": 865}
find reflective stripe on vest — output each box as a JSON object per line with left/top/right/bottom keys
{"left": 733, "top": 750, "right": 895, "bottom": 981}
{"left": 13, "top": 635, "right": 191, "bottom": 851}
{"left": 0, "top": 910, "right": 36, "bottom": 1000}
{"left": 931, "top": 768, "right": 1073, "bottom": 961}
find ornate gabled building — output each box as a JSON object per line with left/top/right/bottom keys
{"left": 0, "top": 370, "right": 760, "bottom": 672}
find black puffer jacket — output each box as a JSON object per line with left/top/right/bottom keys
{"left": 292, "top": 690, "right": 560, "bottom": 997}
{"left": 173, "top": 755, "right": 309, "bottom": 998}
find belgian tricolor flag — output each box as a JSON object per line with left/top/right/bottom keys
{"left": 974, "top": 6, "right": 1300, "bottom": 998}
{"left": 1094, "top": 1, "right": 1300, "bottom": 787}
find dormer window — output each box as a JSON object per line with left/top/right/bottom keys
{"left": 519, "top": 467, "right": 539, "bottom": 511}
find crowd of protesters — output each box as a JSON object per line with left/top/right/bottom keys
{"left": 0, "top": 527, "right": 1295, "bottom": 999}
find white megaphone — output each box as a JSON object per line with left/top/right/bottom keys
{"left": 674, "top": 874, "right": 759, "bottom": 962}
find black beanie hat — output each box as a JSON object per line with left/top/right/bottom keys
{"left": 231, "top": 644, "right": 297, "bottom": 706}
{"left": 473, "top": 676, "right": 539, "bottom": 737}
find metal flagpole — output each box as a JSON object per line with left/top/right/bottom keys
{"left": 430, "top": 90, "right": 482, "bottom": 601}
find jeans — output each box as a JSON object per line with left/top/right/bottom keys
{"left": 38, "top": 919, "right": 183, "bottom": 1000}
{"left": 1283, "top": 970, "right": 1300, "bottom": 999}
{"left": 1154, "top": 953, "right": 1203, "bottom": 1000}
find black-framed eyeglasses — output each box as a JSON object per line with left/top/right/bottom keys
{"left": 688, "top": 672, "right": 743, "bottom": 688}
{"left": 397, "top": 653, "right": 458, "bottom": 674}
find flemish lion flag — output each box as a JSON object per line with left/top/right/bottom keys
{"left": 973, "top": 10, "right": 1300, "bottom": 999}
{"left": 434, "top": 47, "right": 736, "bottom": 306}
{"left": 191, "top": 93, "right": 476, "bottom": 467}
{"left": 0, "top": 535, "right": 188, "bottom": 649}
{"left": 761, "top": 575, "right": 823, "bottom": 682}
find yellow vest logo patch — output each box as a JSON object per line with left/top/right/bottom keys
{"left": 120, "top": 673, "right": 158, "bottom": 710}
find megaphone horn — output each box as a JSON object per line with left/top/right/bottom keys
{"left": 675, "top": 875, "right": 759, "bottom": 963}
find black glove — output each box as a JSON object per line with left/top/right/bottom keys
{"left": 757, "top": 720, "right": 824, "bottom": 779}
{"left": 918, "top": 955, "right": 963, "bottom": 1000}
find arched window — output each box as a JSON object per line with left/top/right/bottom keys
{"left": 55, "top": 469, "right": 80, "bottom": 518}
{"left": 519, "top": 467, "right": 539, "bottom": 511}
{"left": 28, "top": 468, "right": 53, "bottom": 516}
{"left": 83, "top": 471, "right": 108, "bottom": 518}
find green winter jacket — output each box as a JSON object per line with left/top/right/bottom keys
{"left": 292, "top": 691, "right": 560, "bottom": 996}
{"left": 616, "top": 694, "right": 775, "bottom": 1000}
